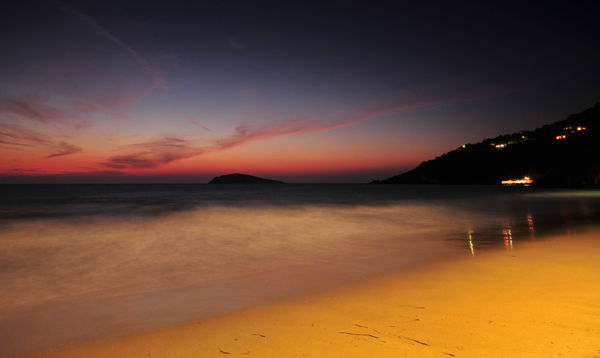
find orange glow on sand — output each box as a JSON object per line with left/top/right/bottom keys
{"left": 25, "top": 234, "right": 600, "bottom": 358}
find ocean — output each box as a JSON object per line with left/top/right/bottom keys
{"left": 2, "top": 184, "right": 600, "bottom": 356}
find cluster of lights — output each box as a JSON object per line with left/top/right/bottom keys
{"left": 501, "top": 176, "right": 533, "bottom": 186}
{"left": 557, "top": 126, "right": 586, "bottom": 140}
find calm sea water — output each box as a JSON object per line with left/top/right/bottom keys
{"left": 2, "top": 184, "right": 600, "bottom": 356}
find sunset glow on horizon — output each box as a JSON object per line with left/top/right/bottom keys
{"left": 2, "top": 1, "right": 599, "bottom": 183}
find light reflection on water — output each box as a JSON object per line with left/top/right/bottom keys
{"left": 1, "top": 184, "right": 600, "bottom": 356}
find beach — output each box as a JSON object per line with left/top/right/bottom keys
{"left": 22, "top": 231, "right": 600, "bottom": 358}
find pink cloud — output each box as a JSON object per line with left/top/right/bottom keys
{"left": 214, "top": 105, "right": 411, "bottom": 151}
{"left": 45, "top": 141, "right": 82, "bottom": 158}
{"left": 0, "top": 123, "right": 82, "bottom": 158}
{"left": 0, "top": 124, "right": 53, "bottom": 145}
{"left": 216, "top": 116, "right": 320, "bottom": 150}
{"left": 0, "top": 96, "right": 73, "bottom": 124}
{"left": 211, "top": 88, "right": 510, "bottom": 153}
{"left": 102, "top": 137, "right": 204, "bottom": 169}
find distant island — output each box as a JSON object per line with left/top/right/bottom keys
{"left": 372, "top": 102, "right": 600, "bottom": 187}
{"left": 208, "top": 173, "right": 285, "bottom": 184}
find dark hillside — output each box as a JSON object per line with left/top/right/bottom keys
{"left": 373, "top": 103, "right": 600, "bottom": 187}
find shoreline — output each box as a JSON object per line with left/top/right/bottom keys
{"left": 21, "top": 232, "right": 600, "bottom": 358}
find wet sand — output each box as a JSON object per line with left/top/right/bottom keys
{"left": 23, "top": 233, "right": 600, "bottom": 358}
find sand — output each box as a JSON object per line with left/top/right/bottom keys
{"left": 22, "top": 233, "right": 600, "bottom": 358}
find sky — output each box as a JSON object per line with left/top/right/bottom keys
{"left": 1, "top": 1, "right": 599, "bottom": 183}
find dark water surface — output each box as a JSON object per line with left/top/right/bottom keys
{"left": 1, "top": 184, "right": 600, "bottom": 356}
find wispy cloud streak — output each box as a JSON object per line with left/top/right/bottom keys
{"left": 0, "top": 124, "right": 82, "bottom": 158}
{"left": 0, "top": 96, "right": 71, "bottom": 124}
{"left": 180, "top": 113, "right": 211, "bottom": 131}
{"left": 45, "top": 141, "right": 82, "bottom": 158}
{"left": 55, "top": 1, "right": 167, "bottom": 89}
{"left": 0, "top": 124, "right": 54, "bottom": 145}
{"left": 214, "top": 104, "right": 413, "bottom": 151}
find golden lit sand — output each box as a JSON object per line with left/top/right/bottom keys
{"left": 23, "top": 234, "right": 600, "bottom": 358}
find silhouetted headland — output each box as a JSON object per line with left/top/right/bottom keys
{"left": 372, "top": 102, "right": 600, "bottom": 187}
{"left": 208, "top": 173, "right": 285, "bottom": 184}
